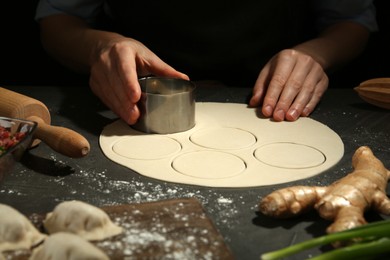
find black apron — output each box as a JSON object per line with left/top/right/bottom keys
{"left": 105, "top": 0, "right": 314, "bottom": 86}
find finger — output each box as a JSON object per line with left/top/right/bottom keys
{"left": 90, "top": 54, "right": 139, "bottom": 125}
{"left": 90, "top": 75, "right": 140, "bottom": 125}
{"left": 262, "top": 54, "right": 296, "bottom": 119}
{"left": 285, "top": 64, "right": 328, "bottom": 121}
{"left": 301, "top": 74, "right": 328, "bottom": 117}
{"left": 132, "top": 43, "right": 190, "bottom": 81}
{"left": 148, "top": 56, "right": 190, "bottom": 80}
{"left": 273, "top": 55, "right": 313, "bottom": 121}
{"left": 249, "top": 63, "right": 272, "bottom": 108}
{"left": 105, "top": 46, "right": 142, "bottom": 124}
{"left": 111, "top": 45, "right": 142, "bottom": 104}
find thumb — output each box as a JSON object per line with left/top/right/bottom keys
{"left": 148, "top": 57, "right": 190, "bottom": 80}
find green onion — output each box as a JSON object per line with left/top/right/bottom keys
{"left": 261, "top": 219, "right": 390, "bottom": 260}
{"left": 310, "top": 237, "right": 390, "bottom": 260}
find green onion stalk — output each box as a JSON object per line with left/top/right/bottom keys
{"left": 261, "top": 219, "right": 390, "bottom": 260}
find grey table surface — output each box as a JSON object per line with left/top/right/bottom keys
{"left": 1, "top": 83, "right": 389, "bottom": 259}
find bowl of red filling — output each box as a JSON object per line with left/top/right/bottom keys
{"left": 0, "top": 117, "right": 37, "bottom": 181}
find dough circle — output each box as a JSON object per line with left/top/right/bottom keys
{"left": 190, "top": 127, "right": 256, "bottom": 150}
{"left": 254, "top": 142, "right": 325, "bottom": 169}
{"left": 99, "top": 102, "right": 344, "bottom": 187}
{"left": 113, "top": 136, "right": 181, "bottom": 160}
{"left": 172, "top": 151, "right": 246, "bottom": 179}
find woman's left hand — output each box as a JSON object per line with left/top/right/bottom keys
{"left": 249, "top": 49, "right": 328, "bottom": 121}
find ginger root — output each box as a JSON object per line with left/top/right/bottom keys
{"left": 259, "top": 146, "right": 390, "bottom": 235}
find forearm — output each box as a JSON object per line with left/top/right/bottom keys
{"left": 39, "top": 14, "right": 125, "bottom": 73}
{"left": 293, "top": 21, "right": 370, "bottom": 71}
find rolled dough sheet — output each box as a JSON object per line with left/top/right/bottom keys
{"left": 99, "top": 102, "right": 344, "bottom": 187}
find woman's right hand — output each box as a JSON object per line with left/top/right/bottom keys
{"left": 39, "top": 14, "right": 188, "bottom": 125}
{"left": 89, "top": 37, "right": 189, "bottom": 125}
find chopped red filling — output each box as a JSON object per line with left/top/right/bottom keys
{"left": 0, "top": 126, "right": 26, "bottom": 156}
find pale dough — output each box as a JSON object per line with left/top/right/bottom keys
{"left": 172, "top": 150, "right": 246, "bottom": 179}
{"left": 0, "top": 204, "right": 46, "bottom": 252}
{"left": 43, "top": 200, "right": 123, "bottom": 241}
{"left": 30, "top": 232, "right": 109, "bottom": 260}
{"left": 254, "top": 143, "right": 325, "bottom": 169}
{"left": 99, "top": 102, "right": 344, "bottom": 187}
{"left": 190, "top": 127, "right": 257, "bottom": 150}
{"left": 112, "top": 135, "right": 181, "bottom": 160}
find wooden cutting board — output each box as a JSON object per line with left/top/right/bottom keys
{"left": 5, "top": 198, "right": 234, "bottom": 259}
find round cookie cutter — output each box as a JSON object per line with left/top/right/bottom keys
{"left": 132, "top": 77, "right": 196, "bottom": 134}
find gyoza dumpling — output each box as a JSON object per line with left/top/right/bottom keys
{"left": 30, "top": 232, "right": 109, "bottom": 260}
{"left": 0, "top": 204, "right": 46, "bottom": 252}
{"left": 43, "top": 200, "right": 122, "bottom": 241}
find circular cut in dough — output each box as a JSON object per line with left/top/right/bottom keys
{"left": 99, "top": 103, "right": 344, "bottom": 187}
{"left": 254, "top": 142, "right": 325, "bottom": 169}
{"left": 190, "top": 127, "right": 257, "bottom": 150}
{"left": 172, "top": 151, "right": 246, "bottom": 179}
{"left": 112, "top": 136, "right": 181, "bottom": 160}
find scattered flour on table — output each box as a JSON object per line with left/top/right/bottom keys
{"left": 93, "top": 203, "right": 220, "bottom": 259}
{"left": 0, "top": 153, "right": 249, "bottom": 248}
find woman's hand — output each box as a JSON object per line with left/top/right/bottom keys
{"left": 89, "top": 38, "right": 189, "bottom": 125}
{"left": 249, "top": 49, "right": 328, "bottom": 121}
{"left": 39, "top": 14, "right": 188, "bottom": 125}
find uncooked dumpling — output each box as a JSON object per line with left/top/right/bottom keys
{"left": 0, "top": 204, "right": 46, "bottom": 252}
{"left": 43, "top": 200, "right": 122, "bottom": 241}
{"left": 30, "top": 232, "right": 109, "bottom": 260}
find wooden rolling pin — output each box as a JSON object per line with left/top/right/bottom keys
{"left": 0, "top": 87, "right": 90, "bottom": 158}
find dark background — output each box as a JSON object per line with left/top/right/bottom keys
{"left": 0, "top": 1, "right": 389, "bottom": 88}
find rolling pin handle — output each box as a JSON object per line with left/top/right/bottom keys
{"left": 28, "top": 116, "right": 90, "bottom": 158}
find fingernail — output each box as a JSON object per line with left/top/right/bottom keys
{"left": 288, "top": 109, "right": 298, "bottom": 120}
{"left": 248, "top": 97, "right": 255, "bottom": 107}
{"left": 274, "top": 110, "right": 285, "bottom": 121}
{"left": 303, "top": 107, "right": 310, "bottom": 116}
{"left": 263, "top": 105, "right": 273, "bottom": 116}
